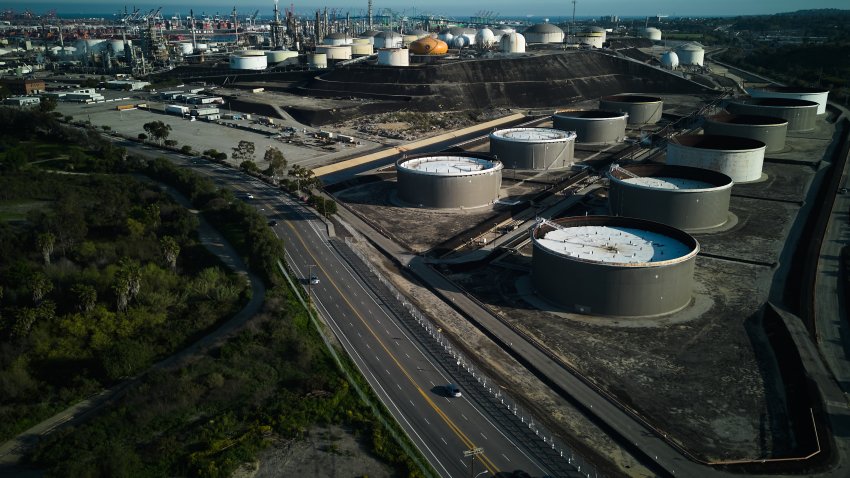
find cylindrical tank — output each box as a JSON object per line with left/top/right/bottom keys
{"left": 726, "top": 98, "right": 819, "bottom": 132}
{"left": 531, "top": 216, "right": 699, "bottom": 317}
{"left": 589, "top": 26, "right": 607, "bottom": 43}
{"left": 661, "top": 51, "right": 679, "bottom": 69}
{"left": 675, "top": 42, "right": 704, "bottom": 66}
{"left": 553, "top": 110, "right": 628, "bottom": 143}
{"left": 229, "top": 50, "right": 268, "bottom": 70}
{"left": 358, "top": 30, "right": 381, "bottom": 45}
{"left": 353, "top": 38, "right": 371, "bottom": 45}
{"left": 608, "top": 164, "right": 733, "bottom": 231}
{"left": 489, "top": 128, "right": 576, "bottom": 170}
{"left": 195, "top": 43, "right": 209, "bottom": 52}
{"left": 396, "top": 153, "right": 502, "bottom": 208}
{"left": 176, "top": 42, "right": 194, "bottom": 55}
{"left": 476, "top": 28, "right": 496, "bottom": 48}
{"left": 500, "top": 33, "right": 526, "bottom": 53}
{"left": 308, "top": 53, "right": 328, "bottom": 69}
{"left": 703, "top": 113, "right": 788, "bottom": 153}
{"left": 409, "top": 29, "right": 431, "bottom": 39}
{"left": 409, "top": 37, "right": 448, "bottom": 55}
{"left": 316, "top": 45, "right": 352, "bottom": 60}
{"left": 599, "top": 95, "right": 663, "bottom": 125}
{"left": 377, "top": 48, "right": 409, "bottom": 66}
{"left": 350, "top": 44, "right": 374, "bottom": 56}
{"left": 402, "top": 34, "right": 419, "bottom": 45}
{"left": 642, "top": 27, "right": 662, "bottom": 41}
{"left": 575, "top": 31, "right": 604, "bottom": 49}
{"left": 375, "top": 31, "right": 403, "bottom": 49}
{"left": 524, "top": 23, "right": 565, "bottom": 43}
{"left": 323, "top": 32, "right": 352, "bottom": 46}
{"left": 666, "top": 134, "right": 766, "bottom": 183}
{"left": 746, "top": 87, "right": 829, "bottom": 115}
{"left": 265, "top": 49, "right": 299, "bottom": 64}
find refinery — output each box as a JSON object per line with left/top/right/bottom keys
{"left": 2, "top": 3, "right": 850, "bottom": 478}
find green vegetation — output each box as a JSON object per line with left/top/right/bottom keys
{"left": 231, "top": 140, "right": 256, "bottom": 162}
{"left": 143, "top": 121, "right": 172, "bottom": 146}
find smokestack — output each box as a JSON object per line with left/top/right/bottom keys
{"left": 368, "top": 0, "right": 373, "bottom": 30}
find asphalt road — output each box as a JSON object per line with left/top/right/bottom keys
{"left": 171, "top": 156, "right": 570, "bottom": 477}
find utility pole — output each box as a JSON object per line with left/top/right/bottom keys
{"left": 463, "top": 447, "right": 484, "bottom": 478}
{"left": 572, "top": 0, "right": 577, "bottom": 26}
{"left": 307, "top": 263, "right": 316, "bottom": 296}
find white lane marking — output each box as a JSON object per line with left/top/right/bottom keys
{"left": 397, "top": 383, "right": 402, "bottom": 390}
{"left": 405, "top": 353, "right": 410, "bottom": 358}
{"left": 441, "top": 437, "right": 448, "bottom": 445}
{"left": 461, "top": 414, "right": 468, "bottom": 421}
{"left": 423, "top": 417, "right": 430, "bottom": 425}
{"left": 366, "top": 343, "right": 371, "bottom": 350}
{"left": 429, "top": 381, "right": 436, "bottom": 387}
{"left": 459, "top": 459, "right": 467, "bottom": 468}
{"left": 502, "top": 453, "right": 511, "bottom": 462}
{"left": 480, "top": 432, "right": 487, "bottom": 440}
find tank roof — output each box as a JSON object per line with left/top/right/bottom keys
{"left": 376, "top": 31, "right": 402, "bottom": 38}
{"left": 326, "top": 32, "right": 350, "bottom": 39}
{"left": 491, "top": 127, "right": 576, "bottom": 143}
{"left": 554, "top": 109, "right": 628, "bottom": 119}
{"left": 535, "top": 224, "right": 695, "bottom": 265}
{"left": 601, "top": 94, "right": 663, "bottom": 104}
{"left": 707, "top": 112, "right": 788, "bottom": 126}
{"left": 677, "top": 42, "right": 704, "bottom": 51}
{"left": 741, "top": 97, "right": 819, "bottom": 108}
{"left": 397, "top": 154, "right": 502, "bottom": 176}
{"left": 754, "top": 86, "right": 829, "bottom": 94}
{"left": 525, "top": 23, "right": 564, "bottom": 34}
{"left": 608, "top": 163, "right": 733, "bottom": 189}
{"left": 669, "top": 134, "right": 766, "bottom": 151}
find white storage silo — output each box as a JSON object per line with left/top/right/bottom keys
{"left": 676, "top": 42, "right": 704, "bottom": 66}
{"left": 377, "top": 48, "right": 409, "bottom": 67}
{"left": 476, "top": 28, "right": 496, "bottom": 48}
{"left": 661, "top": 51, "right": 679, "bottom": 69}
{"left": 308, "top": 53, "right": 328, "bottom": 69}
{"left": 500, "top": 33, "right": 526, "bottom": 53}
{"left": 229, "top": 50, "right": 268, "bottom": 70}
{"left": 375, "top": 31, "right": 403, "bottom": 49}
{"left": 642, "top": 27, "right": 662, "bottom": 41}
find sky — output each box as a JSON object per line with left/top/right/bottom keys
{"left": 7, "top": 0, "right": 850, "bottom": 18}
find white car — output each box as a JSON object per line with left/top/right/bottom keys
{"left": 310, "top": 276, "right": 320, "bottom": 285}
{"left": 446, "top": 383, "right": 461, "bottom": 398}
{"left": 245, "top": 194, "right": 254, "bottom": 199}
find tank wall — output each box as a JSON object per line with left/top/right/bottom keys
{"left": 490, "top": 138, "right": 574, "bottom": 170}
{"left": 677, "top": 50, "right": 704, "bottom": 66}
{"left": 397, "top": 169, "right": 501, "bottom": 208}
{"left": 726, "top": 103, "right": 817, "bottom": 132}
{"left": 747, "top": 90, "right": 828, "bottom": 115}
{"left": 553, "top": 115, "right": 626, "bottom": 143}
{"left": 609, "top": 184, "right": 731, "bottom": 231}
{"left": 666, "top": 143, "right": 764, "bottom": 182}
{"left": 600, "top": 99, "right": 662, "bottom": 125}
{"left": 703, "top": 120, "right": 787, "bottom": 153}
{"left": 531, "top": 242, "right": 696, "bottom": 316}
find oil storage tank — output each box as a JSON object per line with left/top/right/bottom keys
{"left": 675, "top": 42, "right": 704, "bottom": 66}
{"left": 608, "top": 163, "right": 733, "bottom": 231}
{"left": 396, "top": 152, "right": 502, "bottom": 208}
{"left": 500, "top": 32, "right": 526, "bottom": 53}
{"left": 316, "top": 45, "right": 352, "bottom": 60}
{"left": 308, "top": 53, "right": 328, "bottom": 69}
{"left": 746, "top": 86, "right": 829, "bottom": 115}
{"left": 531, "top": 216, "right": 699, "bottom": 317}
{"left": 666, "top": 134, "right": 766, "bottom": 183}
{"left": 375, "top": 31, "right": 403, "bottom": 49}
{"left": 377, "top": 48, "right": 409, "bottom": 66}
{"left": 599, "top": 95, "right": 663, "bottom": 125}
{"left": 229, "top": 50, "right": 268, "bottom": 70}
{"left": 553, "top": 110, "right": 628, "bottom": 143}
{"left": 703, "top": 113, "right": 788, "bottom": 153}
{"left": 726, "top": 98, "right": 818, "bottom": 133}
{"left": 524, "top": 23, "right": 565, "bottom": 43}
{"left": 642, "top": 27, "right": 662, "bottom": 41}
{"left": 489, "top": 128, "right": 576, "bottom": 170}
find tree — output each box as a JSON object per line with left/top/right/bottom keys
{"left": 231, "top": 140, "right": 255, "bottom": 162}
{"left": 263, "top": 147, "right": 287, "bottom": 181}
{"left": 160, "top": 236, "right": 180, "bottom": 270}
{"left": 240, "top": 160, "right": 259, "bottom": 173}
{"left": 37, "top": 232, "right": 55, "bottom": 265}
{"left": 70, "top": 283, "right": 97, "bottom": 313}
{"left": 38, "top": 96, "right": 58, "bottom": 113}
{"left": 112, "top": 258, "right": 141, "bottom": 312}
{"left": 138, "top": 133, "right": 148, "bottom": 141}
{"left": 143, "top": 121, "right": 172, "bottom": 145}
{"left": 28, "top": 272, "right": 53, "bottom": 304}
{"left": 288, "top": 165, "right": 319, "bottom": 192}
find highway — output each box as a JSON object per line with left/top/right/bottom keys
{"left": 168, "top": 156, "right": 577, "bottom": 477}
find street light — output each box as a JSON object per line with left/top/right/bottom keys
{"left": 463, "top": 447, "right": 484, "bottom": 478}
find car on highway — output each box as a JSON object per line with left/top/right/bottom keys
{"left": 310, "top": 276, "right": 320, "bottom": 285}
{"left": 446, "top": 383, "right": 461, "bottom": 398}
{"left": 245, "top": 193, "right": 254, "bottom": 199}
{"left": 268, "top": 220, "right": 278, "bottom": 226}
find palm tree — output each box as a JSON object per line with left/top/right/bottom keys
{"left": 37, "top": 232, "right": 55, "bottom": 265}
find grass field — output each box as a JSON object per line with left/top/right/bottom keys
{"left": 0, "top": 199, "right": 51, "bottom": 221}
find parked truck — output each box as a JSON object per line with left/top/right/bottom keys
{"left": 165, "top": 104, "right": 190, "bottom": 115}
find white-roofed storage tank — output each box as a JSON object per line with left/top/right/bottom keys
{"left": 608, "top": 163, "right": 733, "bottom": 232}
{"left": 661, "top": 51, "right": 679, "bottom": 69}
{"left": 666, "top": 134, "right": 766, "bottom": 183}
{"left": 377, "top": 48, "right": 409, "bottom": 67}
{"left": 553, "top": 110, "right": 628, "bottom": 143}
{"left": 358, "top": 30, "right": 381, "bottom": 45}
{"left": 316, "top": 45, "right": 352, "bottom": 60}
{"left": 476, "top": 28, "right": 496, "bottom": 48}
{"left": 323, "top": 32, "right": 352, "bottom": 46}
{"left": 229, "top": 50, "right": 267, "bottom": 70}
{"left": 726, "top": 97, "right": 819, "bottom": 132}
{"left": 575, "top": 29, "right": 604, "bottom": 49}
{"left": 109, "top": 39, "right": 126, "bottom": 53}
{"left": 375, "top": 31, "right": 403, "bottom": 49}
{"left": 490, "top": 128, "right": 576, "bottom": 170}
{"left": 524, "top": 23, "right": 564, "bottom": 43}
{"left": 531, "top": 216, "right": 699, "bottom": 317}
{"left": 308, "top": 53, "right": 328, "bottom": 69}
{"left": 265, "top": 49, "right": 299, "bottom": 65}
{"left": 676, "top": 42, "right": 704, "bottom": 66}
{"left": 176, "top": 42, "right": 194, "bottom": 55}
{"left": 642, "top": 27, "right": 662, "bottom": 41}
{"left": 350, "top": 43, "right": 374, "bottom": 56}
{"left": 746, "top": 86, "right": 829, "bottom": 115}
{"left": 500, "top": 32, "right": 526, "bottom": 53}
{"left": 396, "top": 152, "right": 502, "bottom": 208}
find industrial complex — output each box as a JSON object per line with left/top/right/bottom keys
{"left": 3, "top": 4, "right": 850, "bottom": 478}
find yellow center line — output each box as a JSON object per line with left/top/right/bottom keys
{"left": 285, "top": 221, "right": 501, "bottom": 475}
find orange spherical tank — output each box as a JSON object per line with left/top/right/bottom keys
{"left": 409, "top": 37, "right": 448, "bottom": 55}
